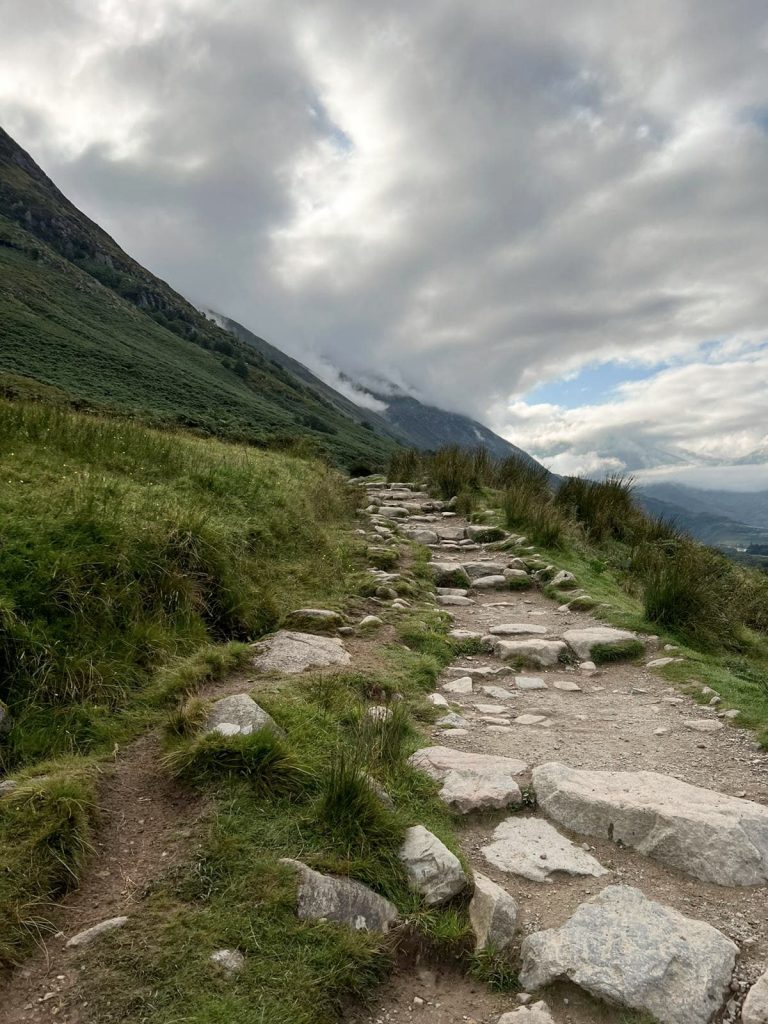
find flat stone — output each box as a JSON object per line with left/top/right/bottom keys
{"left": 66, "top": 916, "right": 128, "bottom": 949}
{"left": 204, "top": 693, "right": 282, "bottom": 738}
{"left": 210, "top": 948, "right": 245, "bottom": 974}
{"left": 437, "top": 712, "right": 470, "bottom": 729}
{"left": 0, "top": 779, "right": 18, "bottom": 797}
{"left": 465, "top": 524, "right": 507, "bottom": 542}
{"left": 514, "top": 714, "right": 551, "bottom": 726}
{"left": 378, "top": 505, "right": 409, "bottom": 518}
{"left": 438, "top": 595, "right": 475, "bottom": 606}
{"left": 494, "top": 639, "right": 567, "bottom": 667}
{"left": 472, "top": 575, "right": 508, "bottom": 589}
{"left": 579, "top": 661, "right": 598, "bottom": 675}
{"left": 483, "top": 817, "right": 607, "bottom": 882}
{"left": 251, "top": 630, "right": 351, "bottom": 674}
{"left": 398, "top": 825, "right": 468, "bottom": 904}
{"left": 405, "top": 528, "right": 440, "bottom": 545}
{"left": 462, "top": 561, "right": 508, "bottom": 580}
{"left": 448, "top": 665, "right": 511, "bottom": 679}
{"left": 488, "top": 623, "right": 549, "bottom": 637}
{"left": 562, "top": 627, "right": 640, "bottom": 659}
{"left": 442, "top": 675, "right": 474, "bottom": 694}
{"left": 481, "top": 686, "right": 516, "bottom": 700}
{"left": 719, "top": 709, "right": 740, "bottom": 720}
{"left": 469, "top": 873, "right": 518, "bottom": 952}
{"left": 440, "top": 768, "right": 522, "bottom": 814}
{"left": 519, "top": 886, "right": 737, "bottom": 1024}
{"left": 553, "top": 679, "right": 582, "bottom": 692}
{"left": 409, "top": 746, "right": 527, "bottom": 781}
{"left": 647, "top": 657, "right": 683, "bottom": 668}
{"left": 442, "top": 728, "right": 469, "bottom": 737}
{"left": 281, "top": 859, "right": 399, "bottom": 931}
{"left": 743, "top": 969, "right": 768, "bottom": 1024}
{"left": 504, "top": 568, "right": 530, "bottom": 581}
{"left": 498, "top": 1001, "right": 556, "bottom": 1024}
{"left": 515, "top": 676, "right": 548, "bottom": 691}
{"left": 426, "top": 692, "right": 449, "bottom": 707}
{"left": 448, "top": 629, "right": 483, "bottom": 642}
{"left": 475, "top": 703, "right": 507, "bottom": 714}
{"left": 437, "top": 587, "right": 469, "bottom": 597}
{"left": 684, "top": 719, "right": 723, "bottom": 733}
{"left": 358, "top": 615, "right": 383, "bottom": 628}
{"left": 533, "top": 762, "right": 768, "bottom": 885}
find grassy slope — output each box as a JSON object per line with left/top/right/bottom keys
{"left": 0, "top": 129, "right": 397, "bottom": 469}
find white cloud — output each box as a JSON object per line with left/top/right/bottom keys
{"left": 1, "top": 0, "right": 768, "bottom": 484}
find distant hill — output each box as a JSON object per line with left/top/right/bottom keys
{"left": 637, "top": 483, "right": 768, "bottom": 552}
{"left": 0, "top": 126, "right": 397, "bottom": 468}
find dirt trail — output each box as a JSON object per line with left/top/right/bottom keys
{"left": 346, "top": 497, "right": 768, "bottom": 1024}
{"left": 0, "top": 669, "right": 259, "bottom": 1024}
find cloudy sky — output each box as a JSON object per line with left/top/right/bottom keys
{"left": 2, "top": 0, "right": 768, "bottom": 488}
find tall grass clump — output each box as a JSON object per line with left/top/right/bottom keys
{"left": 555, "top": 474, "right": 638, "bottom": 543}
{"left": 0, "top": 400, "right": 356, "bottom": 767}
{"left": 387, "top": 448, "right": 422, "bottom": 483}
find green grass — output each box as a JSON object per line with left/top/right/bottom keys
{"left": 0, "top": 129, "right": 398, "bottom": 470}
{"left": 0, "top": 400, "right": 360, "bottom": 768}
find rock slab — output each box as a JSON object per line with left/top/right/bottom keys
{"left": 251, "top": 630, "right": 350, "bottom": 674}
{"left": 743, "top": 970, "right": 768, "bottom": 1024}
{"left": 562, "top": 627, "right": 639, "bottom": 659}
{"left": 281, "top": 859, "right": 399, "bottom": 932}
{"left": 494, "top": 639, "right": 567, "bottom": 667}
{"left": 519, "top": 885, "right": 737, "bottom": 1024}
{"left": 204, "top": 693, "right": 281, "bottom": 737}
{"left": 469, "top": 872, "right": 518, "bottom": 951}
{"left": 533, "top": 762, "right": 768, "bottom": 886}
{"left": 482, "top": 817, "right": 607, "bottom": 882}
{"left": 66, "top": 916, "right": 128, "bottom": 949}
{"left": 398, "top": 825, "right": 467, "bottom": 904}
{"left": 498, "top": 1003, "right": 556, "bottom": 1024}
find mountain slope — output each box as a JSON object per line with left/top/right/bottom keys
{"left": 0, "top": 127, "right": 397, "bottom": 468}
{"left": 638, "top": 482, "right": 768, "bottom": 530}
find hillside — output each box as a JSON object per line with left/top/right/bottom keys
{"left": 0, "top": 127, "right": 397, "bottom": 469}
{"left": 637, "top": 484, "right": 768, "bottom": 552}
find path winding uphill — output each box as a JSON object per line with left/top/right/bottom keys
{"left": 350, "top": 480, "right": 768, "bottom": 1024}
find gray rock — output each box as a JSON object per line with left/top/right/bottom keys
{"left": 281, "top": 859, "right": 399, "bottom": 931}
{"left": 0, "top": 779, "right": 18, "bottom": 797}
{"left": 251, "top": 630, "right": 351, "bottom": 674}
{"left": 515, "top": 675, "right": 548, "bottom": 690}
{"left": 378, "top": 505, "right": 409, "bottom": 518}
{"left": 438, "top": 594, "right": 475, "bottom": 606}
{"left": 398, "top": 825, "right": 467, "bottom": 904}
{"left": 469, "top": 872, "right": 518, "bottom": 951}
{"left": 562, "top": 627, "right": 640, "bottom": 660}
{"left": 204, "top": 693, "right": 282, "bottom": 738}
{"left": 426, "top": 692, "right": 449, "bottom": 707}
{"left": 465, "top": 524, "right": 506, "bottom": 542}
{"left": 483, "top": 817, "right": 607, "bottom": 882}
{"left": 66, "top": 916, "right": 128, "bottom": 949}
{"left": 494, "top": 639, "right": 567, "bottom": 667}
{"left": 448, "top": 629, "right": 484, "bottom": 642}
{"left": 519, "top": 886, "right": 737, "bottom": 1024}
{"left": 472, "top": 575, "right": 508, "bottom": 590}
{"left": 551, "top": 570, "right": 578, "bottom": 590}
{"left": 743, "top": 969, "right": 768, "bottom": 1024}
{"left": 533, "top": 762, "right": 768, "bottom": 885}
{"left": 409, "top": 746, "right": 527, "bottom": 781}
{"left": 480, "top": 685, "right": 516, "bottom": 700}
{"left": 437, "top": 712, "right": 470, "bottom": 729}
{"left": 405, "top": 528, "right": 440, "bottom": 545}
{"left": 553, "top": 679, "right": 582, "bottom": 692}
{"left": 442, "top": 675, "right": 473, "bottom": 694}
{"left": 437, "top": 587, "right": 469, "bottom": 597}
{"left": 504, "top": 568, "right": 530, "bottom": 580}
{"left": 439, "top": 769, "right": 522, "bottom": 814}
{"left": 578, "top": 660, "right": 598, "bottom": 675}
{"left": 514, "top": 714, "right": 552, "bottom": 727}
{"left": 488, "top": 623, "right": 549, "bottom": 637}
{"left": 284, "top": 608, "right": 344, "bottom": 632}
{"left": 647, "top": 656, "right": 683, "bottom": 668}
{"left": 427, "top": 562, "right": 471, "bottom": 587}
{"left": 498, "top": 1002, "right": 556, "bottom": 1024}
{"left": 684, "top": 719, "right": 723, "bottom": 733}
{"left": 358, "top": 615, "right": 383, "bottom": 628}
{"left": 209, "top": 948, "right": 245, "bottom": 974}
{"left": 462, "top": 561, "right": 508, "bottom": 580}
{"left": 0, "top": 701, "right": 10, "bottom": 737}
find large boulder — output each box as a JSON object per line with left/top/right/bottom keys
{"left": 281, "top": 859, "right": 399, "bottom": 932}
{"left": 204, "top": 693, "right": 282, "bottom": 738}
{"left": 409, "top": 747, "right": 526, "bottom": 814}
{"left": 482, "top": 817, "right": 607, "bottom": 882}
{"left": 251, "top": 630, "right": 351, "bottom": 674}
{"left": 398, "top": 825, "right": 468, "bottom": 904}
{"left": 533, "top": 762, "right": 768, "bottom": 886}
{"left": 519, "top": 886, "right": 737, "bottom": 1024}
{"left": 469, "top": 873, "right": 518, "bottom": 951}
{"left": 494, "top": 639, "right": 567, "bottom": 667}
{"left": 562, "top": 627, "right": 640, "bottom": 660}
{"left": 743, "top": 970, "right": 768, "bottom": 1024}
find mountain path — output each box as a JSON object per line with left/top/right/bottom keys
{"left": 345, "top": 484, "right": 768, "bottom": 1024}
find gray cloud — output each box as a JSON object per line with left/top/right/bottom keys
{"left": 1, "top": 0, "right": 767, "bottom": 482}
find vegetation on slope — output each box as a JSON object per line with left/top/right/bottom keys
{"left": 0, "top": 127, "right": 397, "bottom": 469}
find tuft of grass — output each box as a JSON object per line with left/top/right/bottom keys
{"left": 555, "top": 474, "right": 637, "bottom": 543}
{"left": 314, "top": 749, "right": 403, "bottom": 855}
{"left": 162, "top": 729, "right": 307, "bottom": 796}
{"left": 165, "top": 696, "right": 211, "bottom": 739}
{"left": 468, "top": 947, "right": 520, "bottom": 992}
{"left": 590, "top": 639, "right": 646, "bottom": 664}
{"left": 0, "top": 765, "right": 98, "bottom": 967}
